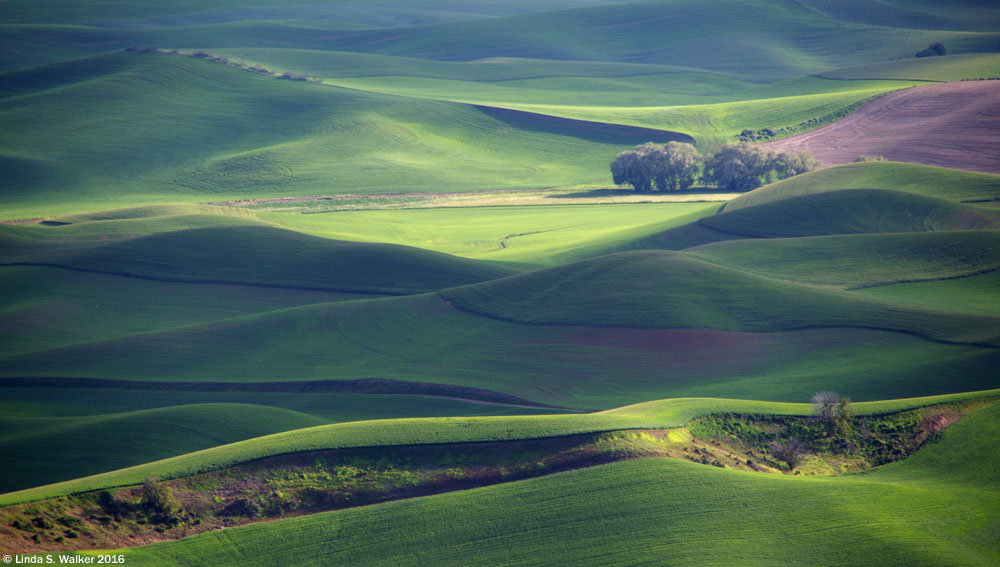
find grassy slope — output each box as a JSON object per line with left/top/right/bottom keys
{"left": 3, "top": 0, "right": 1000, "bottom": 72}
{"left": 818, "top": 53, "right": 1000, "bottom": 81}
{"left": 441, "top": 250, "right": 1000, "bottom": 343}
{"left": 276, "top": 0, "right": 1000, "bottom": 78}
{"left": 0, "top": 404, "right": 329, "bottom": 493}
{"left": 258, "top": 202, "right": 720, "bottom": 267}
{"left": 475, "top": 82, "right": 910, "bottom": 147}
{"left": 0, "top": 387, "right": 570, "bottom": 421}
{"left": 701, "top": 189, "right": 1000, "bottom": 238}
{"left": 686, "top": 231, "right": 1000, "bottom": 290}
{"left": 4, "top": 254, "right": 998, "bottom": 407}
{"left": 3, "top": 391, "right": 994, "bottom": 506}
{"left": 321, "top": 66, "right": 912, "bottom": 106}
{"left": 0, "top": 265, "right": 378, "bottom": 357}
{"left": 0, "top": 52, "right": 637, "bottom": 219}
{"left": 723, "top": 162, "right": 1000, "bottom": 212}
{"left": 0, "top": 225, "right": 517, "bottom": 295}
{"left": 50, "top": 399, "right": 1000, "bottom": 566}
{"left": 855, "top": 270, "right": 1000, "bottom": 315}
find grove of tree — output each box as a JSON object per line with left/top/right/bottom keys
{"left": 611, "top": 141, "right": 818, "bottom": 192}
{"left": 611, "top": 142, "right": 702, "bottom": 192}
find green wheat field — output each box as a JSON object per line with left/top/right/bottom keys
{"left": 2, "top": 1, "right": 999, "bottom": 565}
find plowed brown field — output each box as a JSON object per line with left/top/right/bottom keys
{"left": 761, "top": 81, "right": 1000, "bottom": 174}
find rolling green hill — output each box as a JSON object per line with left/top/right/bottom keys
{"left": 0, "top": 265, "right": 374, "bottom": 357}
{"left": 818, "top": 53, "right": 1000, "bottom": 81}
{"left": 723, "top": 162, "right": 1000, "bottom": 211}
{"left": 257, "top": 202, "right": 720, "bottom": 267}
{"left": 4, "top": 251, "right": 998, "bottom": 408}
{"left": 0, "top": 225, "right": 517, "bottom": 294}
{"left": 701, "top": 189, "right": 1000, "bottom": 238}
{"left": 0, "top": 52, "right": 641, "bottom": 219}
{"left": 441, "top": 250, "right": 1000, "bottom": 342}
{"left": 686, "top": 231, "right": 1000, "bottom": 290}
{"left": 4, "top": 0, "right": 1000, "bottom": 73}
{"left": 3, "top": 391, "right": 994, "bottom": 506}
{"left": 854, "top": 270, "right": 1000, "bottom": 315}
{"left": 0, "top": 404, "right": 329, "bottom": 493}
{"left": 3, "top": 1, "right": 1000, "bottom": 563}
{"left": 37, "top": 397, "right": 1000, "bottom": 566}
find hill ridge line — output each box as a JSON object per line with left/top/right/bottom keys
{"left": 0, "top": 262, "right": 409, "bottom": 296}
{"left": 437, "top": 293, "right": 1000, "bottom": 350}
{"left": 0, "top": 377, "right": 579, "bottom": 411}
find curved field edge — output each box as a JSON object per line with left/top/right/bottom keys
{"left": 2, "top": 390, "right": 996, "bottom": 507}
{"left": 684, "top": 231, "right": 1000, "bottom": 290}
{"left": 438, "top": 250, "right": 1000, "bottom": 346}
{"left": 0, "top": 403, "right": 331, "bottom": 494}
{"left": 71, "top": 401, "right": 1000, "bottom": 567}
{"left": 723, "top": 162, "right": 1000, "bottom": 212}
{"left": 0, "top": 225, "right": 519, "bottom": 295}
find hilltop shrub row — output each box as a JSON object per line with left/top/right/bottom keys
{"left": 126, "top": 48, "right": 323, "bottom": 83}
{"left": 611, "top": 142, "right": 818, "bottom": 193}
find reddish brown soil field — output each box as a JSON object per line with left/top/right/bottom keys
{"left": 761, "top": 81, "right": 1000, "bottom": 174}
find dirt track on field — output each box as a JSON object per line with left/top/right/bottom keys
{"left": 760, "top": 81, "right": 1000, "bottom": 174}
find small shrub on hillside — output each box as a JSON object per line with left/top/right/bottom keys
{"left": 278, "top": 72, "right": 309, "bottom": 81}
{"left": 737, "top": 128, "right": 775, "bottom": 142}
{"left": 97, "top": 490, "right": 129, "bottom": 520}
{"left": 853, "top": 154, "right": 887, "bottom": 162}
{"left": 140, "top": 477, "right": 176, "bottom": 517}
{"left": 219, "top": 496, "right": 263, "bottom": 518}
{"left": 32, "top": 516, "right": 53, "bottom": 530}
{"left": 916, "top": 42, "right": 947, "bottom": 58}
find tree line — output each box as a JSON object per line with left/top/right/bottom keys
{"left": 611, "top": 141, "right": 819, "bottom": 192}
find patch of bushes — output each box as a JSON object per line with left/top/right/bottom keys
{"left": 691, "top": 398, "right": 981, "bottom": 473}
{"left": 916, "top": 43, "right": 947, "bottom": 58}
{"left": 853, "top": 154, "right": 887, "bottom": 162}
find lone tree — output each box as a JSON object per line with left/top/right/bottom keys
{"left": 811, "top": 391, "right": 854, "bottom": 437}
{"left": 770, "top": 438, "right": 807, "bottom": 472}
{"left": 611, "top": 142, "right": 701, "bottom": 192}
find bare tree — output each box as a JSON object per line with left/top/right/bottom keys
{"left": 811, "top": 391, "right": 854, "bottom": 438}
{"left": 770, "top": 438, "right": 807, "bottom": 472}
{"left": 811, "top": 391, "right": 840, "bottom": 433}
